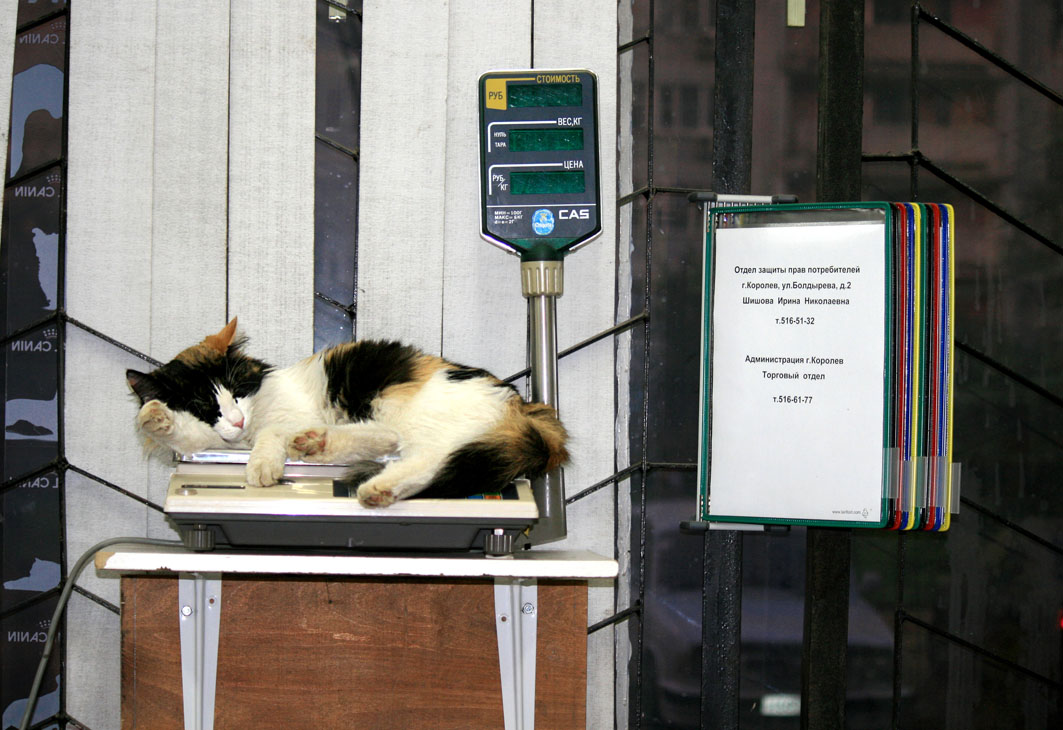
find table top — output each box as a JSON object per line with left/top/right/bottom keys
{"left": 97, "top": 545, "right": 619, "bottom": 580}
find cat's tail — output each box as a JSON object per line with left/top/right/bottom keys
{"left": 420, "top": 400, "right": 569, "bottom": 499}
{"left": 336, "top": 459, "right": 387, "bottom": 490}
{"left": 513, "top": 401, "right": 569, "bottom": 472}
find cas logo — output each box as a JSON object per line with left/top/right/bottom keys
{"left": 559, "top": 208, "right": 590, "bottom": 220}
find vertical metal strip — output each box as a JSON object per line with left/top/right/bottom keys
{"left": 711, "top": 0, "right": 755, "bottom": 193}
{"left": 892, "top": 533, "right": 907, "bottom": 728}
{"left": 701, "top": 530, "right": 742, "bottom": 728}
{"left": 803, "top": 1, "right": 864, "bottom": 727}
{"left": 700, "top": 0, "right": 756, "bottom": 727}
{"left": 57, "top": 6, "right": 72, "bottom": 716}
{"left": 633, "top": 0, "right": 655, "bottom": 725}
{"left": 910, "top": 3, "right": 920, "bottom": 197}
{"left": 815, "top": 0, "right": 864, "bottom": 201}
{"left": 178, "top": 573, "right": 223, "bottom": 730}
{"left": 495, "top": 578, "right": 538, "bottom": 730}
{"left": 801, "top": 528, "right": 852, "bottom": 729}
{"left": 895, "top": 8, "right": 920, "bottom": 726}
{"left": 57, "top": 7, "right": 72, "bottom": 709}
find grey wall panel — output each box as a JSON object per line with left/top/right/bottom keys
{"left": 65, "top": 593, "right": 121, "bottom": 730}
{"left": 151, "top": 1, "right": 231, "bottom": 357}
{"left": 357, "top": 0, "right": 450, "bottom": 352}
{"left": 227, "top": 0, "right": 316, "bottom": 367}
{"left": 66, "top": 1, "right": 157, "bottom": 351}
{"left": 438, "top": 0, "right": 531, "bottom": 377}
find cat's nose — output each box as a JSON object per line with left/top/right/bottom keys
{"left": 232, "top": 417, "right": 244, "bottom": 429}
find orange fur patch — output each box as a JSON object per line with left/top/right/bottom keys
{"left": 202, "top": 318, "right": 238, "bottom": 355}
{"left": 174, "top": 343, "right": 223, "bottom": 367}
{"left": 174, "top": 318, "right": 238, "bottom": 366}
{"left": 377, "top": 353, "right": 447, "bottom": 403}
{"left": 493, "top": 398, "right": 570, "bottom": 471}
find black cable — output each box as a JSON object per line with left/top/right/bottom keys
{"left": 19, "top": 537, "right": 186, "bottom": 730}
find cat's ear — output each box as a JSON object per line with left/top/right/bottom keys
{"left": 126, "top": 369, "right": 161, "bottom": 405}
{"left": 203, "top": 317, "right": 238, "bottom": 355}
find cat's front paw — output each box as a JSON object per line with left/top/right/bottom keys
{"left": 288, "top": 428, "right": 327, "bottom": 459}
{"left": 246, "top": 450, "right": 286, "bottom": 487}
{"left": 357, "top": 482, "right": 395, "bottom": 508}
{"left": 137, "top": 400, "right": 174, "bottom": 437}
{"left": 366, "top": 430, "right": 401, "bottom": 460}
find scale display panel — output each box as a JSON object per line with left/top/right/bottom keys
{"left": 478, "top": 69, "right": 601, "bottom": 260}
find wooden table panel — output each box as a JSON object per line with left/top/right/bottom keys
{"left": 121, "top": 575, "right": 586, "bottom": 729}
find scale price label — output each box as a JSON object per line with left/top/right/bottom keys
{"left": 478, "top": 69, "right": 601, "bottom": 261}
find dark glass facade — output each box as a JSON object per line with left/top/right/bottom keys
{"left": 625, "top": 0, "right": 1063, "bottom": 727}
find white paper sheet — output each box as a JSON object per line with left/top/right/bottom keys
{"left": 705, "top": 220, "right": 887, "bottom": 524}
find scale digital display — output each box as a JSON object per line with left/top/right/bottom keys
{"left": 510, "top": 170, "right": 585, "bottom": 195}
{"left": 479, "top": 69, "right": 601, "bottom": 260}
{"left": 509, "top": 127, "right": 584, "bottom": 152}
{"left": 507, "top": 82, "right": 583, "bottom": 107}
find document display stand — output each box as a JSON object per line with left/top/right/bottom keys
{"left": 100, "top": 546, "right": 616, "bottom": 730}
{"left": 697, "top": 203, "right": 958, "bottom": 530}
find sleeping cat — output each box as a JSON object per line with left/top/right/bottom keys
{"left": 125, "top": 318, "right": 568, "bottom": 507}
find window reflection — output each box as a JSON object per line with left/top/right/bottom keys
{"left": 314, "top": 0, "right": 362, "bottom": 348}
{"left": 626, "top": 0, "right": 1063, "bottom": 726}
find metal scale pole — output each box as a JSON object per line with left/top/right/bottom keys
{"left": 522, "top": 258, "right": 566, "bottom": 544}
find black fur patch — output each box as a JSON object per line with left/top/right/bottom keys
{"left": 445, "top": 366, "right": 491, "bottom": 381}
{"left": 324, "top": 340, "right": 422, "bottom": 420}
{"left": 127, "top": 346, "right": 271, "bottom": 425}
{"left": 418, "top": 442, "right": 520, "bottom": 498}
{"left": 445, "top": 365, "right": 520, "bottom": 395}
{"left": 419, "top": 425, "right": 551, "bottom": 499}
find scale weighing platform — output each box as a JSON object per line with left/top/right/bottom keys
{"left": 164, "top": 451, "right": 538, "bottom": 554}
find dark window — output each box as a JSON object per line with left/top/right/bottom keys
{"left": 680, "top": 84, "right": 699, "bottom": 128}
{"left": 314, "top": 0, "right": 362, "bottom": 350}
{"left": 659, "top": 84, "right": 674, "bottom": 127}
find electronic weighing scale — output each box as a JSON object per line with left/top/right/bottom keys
{"left": 164, "top": 451, "right": 538, "bottom": 553}
{"left": 165, "top": 69, "right": 600, "bottom": 554}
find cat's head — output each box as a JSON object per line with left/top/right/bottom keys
{"left": 126, "top": 318, "right": 271, "bottom": 454}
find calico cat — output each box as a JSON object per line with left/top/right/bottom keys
{"left": 126, "top": 318, "right": 568, "bottom": 507}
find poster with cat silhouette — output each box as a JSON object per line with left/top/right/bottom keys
{"left": 1, "top": 167, "right": 61, "bottom": 335}
{"left": 0, "top": 168, "right": 61, "bottom": 480}
{"left": 0, "top": 22, "right": 65, "bottom": 480}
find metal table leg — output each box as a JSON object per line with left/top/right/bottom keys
{"left": 494, "top": 577, "right": 538, "bottom": 730}
{"left": 178, "top": 572, "right": 222, "bottom": 730}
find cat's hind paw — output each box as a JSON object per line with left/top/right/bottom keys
{"left": 137, "top": 400, "right": 174, "bottom": 436}
{"left": 357, "top": 482, "right": 395, "bottom": 508}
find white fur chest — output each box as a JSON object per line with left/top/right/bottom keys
{"left": 246, "top": 354, "right": 338, "bottom": 438}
